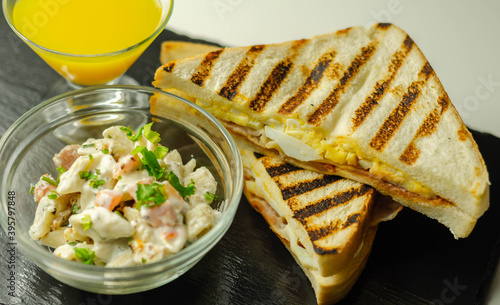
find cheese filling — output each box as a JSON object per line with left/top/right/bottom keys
{"left": 201, "top": 101, "right": 436, "bottom": 199}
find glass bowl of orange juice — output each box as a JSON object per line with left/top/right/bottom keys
{"left": 3, "top": 0, "right": 174, "bottom": 96}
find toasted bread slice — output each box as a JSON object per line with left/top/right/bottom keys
{"left": 239, "top": 139, "right": 400, "bottom": 304}
{"left": 159, "top": 41, "right": 222, "bottom": 102}
{"left": 153, "top": 23, "right": 489, "bottom": 238}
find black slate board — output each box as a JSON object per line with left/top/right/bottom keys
{"left": 1, "top": 14, "right": 499, "bottom": 305}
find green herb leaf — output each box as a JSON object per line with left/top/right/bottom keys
{"left": 82, "top": 143, "right": 95, "bottom": 148}
{"left": 120, "top": 126, "right": 143, "bottom": 142}
{"left": 48, "top": 190, "right": 58, "bottom": 200}
{"left": 74, "top": 247, "right": 95, "bottom": 265}
{"left": 79, "top": 171, "right": 90, "bottom": 180}
{"left": 167, "top": 173, "right": 195, "bottom": 199}
{"left": 102, "top": 148, "right": 109, "bottom": 154}
{"left": 56, "top": 166, "right": 66, "bottom": 184}
{"left": 154, "top": 145, "right": 169, "bottom": 159}
{"left": 131, "top": 127, "right": 144, "bottom": 141}
{"left": 81, "top": 214, "right": 92, "bottom": 231}
{"left": 89, "top": 179, "right": 105, "bottom": 189}
{"left": 136, "top": 183, "right": 167, "bottom": 210}
{"left": 204, "top": 192, "right": 220, "bottom": 202}
{"left": 79, "top": 170, "right": 104, "bottom": 188}
{"left": 67, "top": 241, "right": 77, "bottom": 246}
{"left": 42, "top": 176, "right": 58, "bottom": 187}
{"left": 72, "top": 205, "right": 80, "bottom": 214}
{"left": 120, "top": 126, "right": 133, "bottom": 138}
{"left": 143, "top": 122, "right": 161, "bottom": 144}
{"left": 131, "top": 145, "right": 147, "bottom": 155}
{"left": 141, "top": 150, "right": 164, "bottom": 180}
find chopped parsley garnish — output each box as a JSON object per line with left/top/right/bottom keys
{"left": 89, "top": 179, "right": 105, "bottom": 188}
{"left": 132, "top": 145, "right": 195, "bottom": 198}
{"left": 130, "top": 145, "right": 145, "bottom": 155}
{"left": 79, "top": 170, "right": 104, "bottom": 189}
{"left": 143, "top": 122, "right": 160, "bottom": 144}
{"left": 48, "top": 190, "right": 58, "bottom": 200}
{"left": 82, "top": 143, "right": 95, "bottom": 148}
{"left": 120, "top": 126, "right": 143, "bottom": 142}
{"left": 122, "top": 122, "right": 162, "bottom": 144}
{"left": 67, "top": 241, "right": 77, "bottom": 246}
{"left": 136, "top": 183, "right": 167, "bottom": 210}
{"left": 205, "top": 192, "right": 220, "bottom": 202}
{"left": 154, "top": 145, "right": 169, "bottom": 159}
{"left": 102, "top": 148, "right": 109, "bottom": 154}
{"left": 142, "top": 258, "right": 147, "bottom": 264}
{"left": 72, "top": 205, "right": 80, "bottom": 214}
{"left": 79, "top": 171, "right": 93, "bottom": 180}
{"left": 167, "top": 175, "right": 195, "bottom": 199}
{"left": 56, "top": 166, "right": 66, "bottom": 184}
{"left": 120, "top": 126, "right": 133, "bottom": 137}
{"left": 132, "top": 146, "right": 164, "bottom": 179}
{"left": 42, "top": 176, "right": 58, "bottom": 187}
{"left": 81, "top": 214, "right": 92, "bottom": 231}
{"left": 74, "top": 247, "right": 95, "bottom": 265}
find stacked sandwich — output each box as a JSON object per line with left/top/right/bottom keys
{"left": 152, "top": 23, "right": 490, "bottom": 304}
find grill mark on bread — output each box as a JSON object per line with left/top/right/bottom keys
{"left": 310, "top": 213, "right": 362, "bottom": 255}
{"left": 309, "top": 213, "right": 360, "bottom": 245}
{"left": 292, "top": 184, "right": 372, "bottom": 224}
{"left": 218, "top": 45, "right": 265, "bottom": 101}
{"left": 399, "top": 94, "right": 451, "bottom": 164}
{"left": 369, "top": 62, "right": 434, "bottom": 152}
{"left": 253, "top": 152, "right": 265, "bottom": 159}
{"left": 307, "top": 44, "right": 377, "bottom": 126}
{"left": 261, "top": 157, "right": 301, "bottom": 178}
{"left": 278, "top": 51, "right": 337, "bottom": 115}
{"left": 279, "top": 175, "right": 343, "bottom": 200}
{"left": 376, "top": 23, "right": 392, "bottom": 30}
{"left": 457, "top": 125, "right": 470, "bottom": 142}
{"left": 163, "top": 62, "right": 175, "bottom": 72}
{"left": 190, "top": 49, "right": 224, "bottom": 86}
{"left": 352, "top": 35, "right": 414, "bottom": 131}
{"left": 336, "top": 27, "right": 353, "bottom": 35}
{"left": 249, "top": 39, "right": 307, "bottom": 112}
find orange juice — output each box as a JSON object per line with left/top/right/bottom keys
{"left": 12, "top": 0, "right": 164, "bottom": 86}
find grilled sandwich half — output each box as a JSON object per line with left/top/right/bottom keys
{"left": 153, "top": 23, "right": 490, "bottom": 239}
{"left": 238, "top": 139, "right": 400, "bottom": 304}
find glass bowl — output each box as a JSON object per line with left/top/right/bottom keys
{"left": 0, "top": 85, "right": 243, "bottom": 294}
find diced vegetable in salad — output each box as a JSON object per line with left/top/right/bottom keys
{"left": 29, "top": 123, "right": 220, "bottom": 267}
